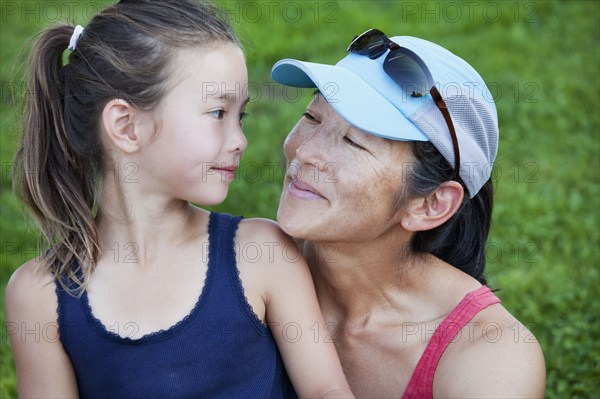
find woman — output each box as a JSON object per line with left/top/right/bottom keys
{"left": 271, "top": 29, "right": 546, "bottom": 398}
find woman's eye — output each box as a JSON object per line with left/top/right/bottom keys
{"left": 344, "top": 136, "right": 365, "bottom": 150}
{"left": 209, "top": 109, "right": 225, "bottom": 120}
{"left": 302, "top": 112, "right": 317, "bottom": 122}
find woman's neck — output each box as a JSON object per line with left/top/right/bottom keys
{"left": 302, "top": 235, "right": 478, "bottom": 328}
{"left": 302, "top": 235, "right": 422, "bottom": 315}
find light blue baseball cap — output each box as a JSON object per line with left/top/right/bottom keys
{"left": 271, "top": 35, "right": 499, "bottom": 198}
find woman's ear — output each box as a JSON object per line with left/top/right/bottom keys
{"left": 400, "top": 181, "right": 464, "bottom": 231}
{"left": 101, "top": 99, "right": 147, "bottom": 154}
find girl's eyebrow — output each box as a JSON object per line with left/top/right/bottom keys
{"left": 204, "top": 93, "right": 250, "bottom": 105}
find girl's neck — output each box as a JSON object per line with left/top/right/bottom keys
{"left": 95, "top": 179, "right": 205, "bottom": 266}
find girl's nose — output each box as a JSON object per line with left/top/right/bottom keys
{"left": 230, "top": 122, "right": 247, "bottom": 153}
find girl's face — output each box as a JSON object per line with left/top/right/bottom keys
{"left": 277, "top": 94, "right": 414, "bottom": 243}
{"left": 138, "top": 44, "right": 248, "bottom": 205}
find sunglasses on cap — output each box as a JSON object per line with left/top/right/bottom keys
{"left": 346, "top": 28, "right": 460, "bottom": 181}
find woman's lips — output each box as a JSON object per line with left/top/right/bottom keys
{"left": 287, "top": 179, "right": 325, "bottom": 200}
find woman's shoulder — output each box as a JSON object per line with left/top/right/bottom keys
{"left": 6, "top": 257, "right": 58, "bottom": 324}
{"left": 434, "top": 290, "right": 546, "bottom": 397}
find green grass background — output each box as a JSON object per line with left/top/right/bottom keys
{"left": 1, "top": 0, "right": 598, "bottom": 397}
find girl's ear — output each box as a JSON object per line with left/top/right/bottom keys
{"left": 400, "top": 181, "right": 464, "bottom": 231}
{"left": 101, "top": 99, "right": 148, "bottom": 154}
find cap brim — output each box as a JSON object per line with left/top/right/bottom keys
{"left": 272, "top": 58, "right": 428, "bottom": 142}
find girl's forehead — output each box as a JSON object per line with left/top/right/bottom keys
{"left": 176, "top": 45, "right": 246, "bottom": 75}
{"left": 167, "top": 45, "right": 248, "bottom": 97}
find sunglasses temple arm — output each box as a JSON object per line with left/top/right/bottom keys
{"left": 430, "top": 87, "right": 461, "bottom": 181}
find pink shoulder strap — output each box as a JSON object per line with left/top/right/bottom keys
{"left": 402, "top": 285, "right": 500, "bottom": 399}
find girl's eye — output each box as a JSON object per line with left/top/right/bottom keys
{"left": 344, "top": 136, "right": 365, "bottom": 150}
{"left": 209, "top": 109, "right": 225, "bottom": 120}
{"left": 239, "top": 112, "right": 248, "bottom": 125}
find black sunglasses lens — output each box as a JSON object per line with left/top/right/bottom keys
{"left": 348, "top": 29, "right": 387, "bottom": 59}
{"left": 349, "top": 32, "right": 460, "bottom": 179}
{"left": 383, "top": 50, "right": 432, "bottom": 97}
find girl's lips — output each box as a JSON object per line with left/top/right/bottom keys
{"left": 287, "top": 179, "right": 325, "bottom": 200}
{"left": 211, "top": 165, "right": 238, "bottom": 180}
{"left": 214, "top": 164, "right": 238, "bottom": 172}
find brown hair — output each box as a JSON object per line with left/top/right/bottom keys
{"left": 12, "top": 0, "right": 240, "bottom": 295}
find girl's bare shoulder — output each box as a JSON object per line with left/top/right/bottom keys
{"left": 234, "top": 217, "right": 306, "bottom": 282}
{"left": 6, "top": 257, "right": 58, "bottom": 327}
{"left": 235, "top": 217, "right": 299, "bottom": 258}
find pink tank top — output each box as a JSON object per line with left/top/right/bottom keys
{"left": 402, "top": 285, "right": 500, "bottom": 399}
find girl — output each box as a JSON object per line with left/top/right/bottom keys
{"left": 6, "top": 1, "right": 353, "bottom": 397}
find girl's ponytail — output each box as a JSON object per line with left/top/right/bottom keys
{"left": 13, "top": 25, "right": 99, "bottom": 294}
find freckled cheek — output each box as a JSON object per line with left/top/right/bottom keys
{"left": 341, "top": 172, "right": 390, "bottom": 206}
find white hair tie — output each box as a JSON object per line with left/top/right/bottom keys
{"left": 68, "top": 25, "right": 84, "bottom": 51}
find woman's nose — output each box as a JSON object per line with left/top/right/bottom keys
{"left": 285, "top": 123, "right": 327, "bottom": 166}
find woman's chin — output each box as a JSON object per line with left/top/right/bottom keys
{"left": 276, "top": 206, "right": 308, "bottom": 239}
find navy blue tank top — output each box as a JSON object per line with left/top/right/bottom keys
{"left": 56, "top": 212, "right": 297, "bottom": 398}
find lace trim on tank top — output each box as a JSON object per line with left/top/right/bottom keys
{"left": 58, "top": 212, "right": 218, "bottom": 344}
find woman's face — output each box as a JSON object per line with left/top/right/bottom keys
{"left": 277, "top": 94, "right": 414, "bottom": 243}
